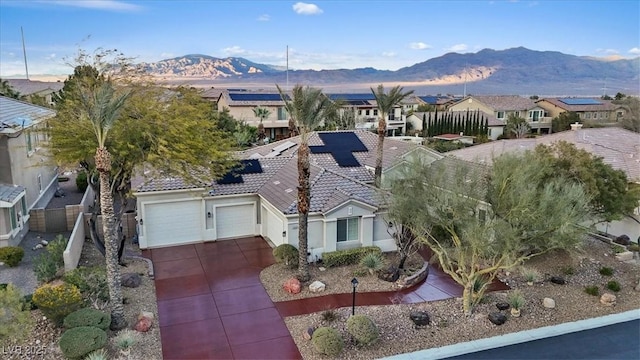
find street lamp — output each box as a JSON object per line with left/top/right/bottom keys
{"left": 351, "top": 277, "right": 359, "bottom": 315}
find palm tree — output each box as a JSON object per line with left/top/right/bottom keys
{"left": 371, "top": 85, "right": 414, "bottom": 187}
{"left": 252, "top": 106, "right": 271, "bottom": 144}
{"left": 277, "top": 84, "right": 338, "bottom": 282}
{"left": 78, "top": 80, "right": 131, "bottom": 330}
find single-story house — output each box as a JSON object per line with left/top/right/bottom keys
{"left": 535, "top": 97, "right": 625, "bottom": 124}
{"left": 133, "top": 130, "right": 443, "bottom": 258}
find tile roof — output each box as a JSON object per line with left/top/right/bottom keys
{"left": 5, "top": 79, "right": 64, "bottom": 96}
{"left": 0, "top": 96, "right": 55, "bottom": 133}
{"left": 0, "top": 183, "right": 25, "bottom": 204}
{"left": 220, "top": 90, "right": 289, "bottom": 106}
{"left": 456, "top": 95, "right": 538, "bottom": 111}
{"left": 447, "top": 127, "right": 640, "bottom": 183}
{"left": 537, "top": 97, "right": 619, "bottom": 112}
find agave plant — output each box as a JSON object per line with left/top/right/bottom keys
{"left": 359, "top": 253, "right": 385, "bottom": 275}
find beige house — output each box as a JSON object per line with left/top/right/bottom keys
{"left": 6, "top": 79, "right": 63, "bottom": 107}
{"left": 406, "top": 111, "right": 505, "bottom": 140}
{"left": 536, "top": 97, "right": 625, "bottom": 124}
{"left": 328, "top": 93, "right": 407, "bottom": 135}
{"left": 0, "top": 96, "right": 58, "bottom": 246}
{"left": 216, "top": 90, "right": 291, "bottom": 141}
{"left": 448, "top": 95, "right": 552, "bottom": 134}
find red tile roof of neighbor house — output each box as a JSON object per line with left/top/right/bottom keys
{"left": 447, "top": 127, "right": 640, "bottom": 183}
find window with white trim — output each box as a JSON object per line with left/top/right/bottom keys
{"left": 21, "top": 197, "right": 27, "bottom": 216}
{"left": 9, "top": 206, "right": 17, "bottom": 229}
{"left": 496, "top": 111, "right": 505, "bottom": 119}
{"left": 337, "top": 217, "right": 359, "bottom": 242}
{"left": 277, "top": 107, "right": 288, "bottom": 120}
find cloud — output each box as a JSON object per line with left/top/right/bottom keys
{"left": 382, "top": 51, "right": 396, "bottom": 57}
{"left": 45, "top": 53, "right": 57, "bottom": 60}
{"left": 222, "top": 46, "right": 248, "bottom": 56}
{"left": 628, "top": 47, "right": 640, "bottom": 55}
{"left": 45, "top": 1, "right": 142, "bottom": 11}
{"left": 292, "top": 2, "right": 323, "bottom": 15}
{"left": 445, "top": 44, "right": 468, "bottom": 52}
{"left": 409, "top": 42, "right": 431, "bottom": 50}
{"left": 257, "top": 14, "right": 270, "bottom": 21}
{"left": 159, "top": 52, "right": 175, "bottom": 59}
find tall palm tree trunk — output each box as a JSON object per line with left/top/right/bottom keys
{"left": 297, "top": 143, "right": 311, "bottom": 282}
{"left": 375, "top": 116, "right": 386, "bottom": 187}
{"left": 95, "top": 147, "right": 127, "bottom": 330}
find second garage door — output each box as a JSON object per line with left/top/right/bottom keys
{"left": 216, "top": 203, "right": 255, "bottom": 239}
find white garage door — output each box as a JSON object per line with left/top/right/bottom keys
{"left": 266, "top": 208, "right": 284, "bottom": 246}
{"left": 216, "top": 204, "right": 255, "bottom": 239}
{"left": 144, "top": 201, "right": 202, "bottom": 247}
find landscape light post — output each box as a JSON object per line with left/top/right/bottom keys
{"left": 351, "top": 277, "right": 359, "bottom": 315}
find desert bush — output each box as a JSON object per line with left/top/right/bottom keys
{"left": 507, "top": 290, "right": 525, "bottom": 310}
{"left": 321, "top": 309, "right": 338, "bottom": 323}
{"left": 561, "top": 266, "right": 575, "bottom": 276}
{"left": 63, "top": 266, "right": 109, "bottom": 302}
{"left": 76, "top": 171, "right": 88, "bottom": 192}
{"left": 520, "top": 267, "right": 541, "bottom": 284}
{"left": 606, "top": 280, "right": 621, "bottom": 292}
{"left": 33, "top": 252, "right": 59, "bottom": 283}
{"left": 58, "top": 326, "right": 107, "bottom": 359}
{"left": 272, "top": 244, "right": 298, "bottom": 269}
{"left": 22, "top": 294, "right": 37, "bottom": 310}
{"left": 0, "top": 284, "right": 33, "bottom": 341}
{"left": 47, "top": 235, "right": 69, "bottom": 268}
{"left": 312, "top": 327, "right": 344, "bottom": 356}
{"left": 359, "top": 252, "right": 384, "bottom": 275}
{"left": 584, "top": 285, "right": 600, "bottom": 296}
{"left": 322, "top": 247, "right": 382, "bottom": 268}
{"left": 346, "top": 314, "right": 379, "bottom": 346}
{"left": 599, "top": 267, "right": 614, "bottom": 276}
{"left": 628, "top": 244, "right": 640, "bottom": 252}
{"left": 63, "top": 308, "right": 110, "bottom": 330}
{"left": 84, "top": 349, "right": 108, "bottom": 360}
{"left": 0, "top": 246, "right": 25, "bottom": 267}
{"left": 32, "top": 283, "right": 83, "bottom": 326}
{"left": 113, "top": 329, "right": 139, "bottom": 351}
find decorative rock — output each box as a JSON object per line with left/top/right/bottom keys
{"left": 32, "top": 244, "right": 44, "bottom": 251}
{"left": 614, "top": 235, "right": 631, "bottom": 246}
{"left": 615, "top": 251, "right": 634, "bottom": 262}
{"left": 283, "top": 278, "right": 301, "bottom": 294}
{"left": 40, "top": 240, "right": 48, "bottom": 246}
{"left": 309, "top": 281, "right": 326, "bottom": 293}
{"left": 302, "top": 326, "right": 316, "bottom": 340}
{"left": 139, "top": 311, "right": 154, "bottom": 320}
{"left": 550, "top": 276, "right": 566, "bottom": 285}
{"left": 496, "top": 302, "right": 510, "bottom": 311}
{"left": 121, "top": 273, "right": 142, "bottom": 288}
{"left": 318, "top": 267, "right": 326, "bottom": 272}
{"left": 134, "top": 316, "right": 153, "bottom": 332}
{"left": 409, "top": 311, "right": 430, "bottom": 327}
{"left": 543, "top": 298, "right": 556, "bottom": 308}
{"left": 600, "top": 293, "right": 617, "bottom": 306}
{"left": 488, "top": 312, "right": 507, "bottom": 325}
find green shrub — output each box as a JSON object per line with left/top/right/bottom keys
{"left": 272, "top": 244, "right": 298, "bottom": 269}
{"left": 520, "top": 267, "right": 541, "bottom": 283}
{"left": 59, "top": 326, "right": 107, "bottom": 359}
{"left": 63, "top": 266, "right": 109, "bottom": 302}
{"left": 32, "top": 283, "right": 83, "bottom": 326}
{"left": 84, "top": 349, "right": 108, "bottom": 360}
{"left": 606, "top": 280, "right": 621, "bottom": 292}
{"left": 599, "top": 267, "right": 614, "bottom": 276}
{"left": 63, "top": 308, "right": 110, "bottom": 330}
{"left": 312, "top": 327, "right": 344, "bottom": 356}
{"left": 0, "top": 246, "right": 25, "bottom": 267}
{"left": 507, "top": 290, "right": 525, "bottom": 310}
{"left": 113, "top": 329, "right": 139, "bottom": 351}
{"left": 584, "top": 285, "right": 600, "bottom": 296}
{"left": 47, "top": 235, "right": 69, "bottom": 268}
{"left": 322, "top": 247, "right": 382, "bottom": 268}
{"left": 346, "top": 314, "right": 379, "bottom": 346}
{"left": 0, "top": 284, "right": 33, "bottom": 341}
{"left": 0, "top": 283, "right": 7, "bottom": 290}
{"left": 359, "top": 252, "right": 384, "bottom": 275}
{"left": 75, "top": 171, "right": 88, "bottom": 193}
{"left": 22, "top": 294, "right": 37, "bottom": 310}
{"left": 321, "top": 309, "right": 338, "bottom": 323}
{"left": 628, "top": 244, "right": 640, "bottom": 252}
{"left": 33, "top": 252, "right": 59, "bottom": 283}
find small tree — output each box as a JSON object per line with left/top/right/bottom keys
{"left": 388, "top": 153, "right": 590, "bottom": 314}
{"left": 505, "top": 114, "right": 530, "bottom": 138}
{"left": 252, "top": 106, "right": 271, "bottom": 144}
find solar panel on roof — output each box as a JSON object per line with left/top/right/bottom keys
{"left": 216, "top": 159, "right": 263, "bottom": 184}
{"left": 559, "top": 98, "right": 603, "bottom": 106}
{"left": 310, "top": 132, "right": 368, "bottom": 167}
{"left": 327, "top": 93, "right": 376, "bottom": 101}
{"left": 228, "top": 93, "right": 287, "bottom": 102}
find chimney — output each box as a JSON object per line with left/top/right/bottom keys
{"left": 570, "top": 122, "right": 583, "bottom": 131}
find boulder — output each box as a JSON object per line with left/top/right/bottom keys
{"left": 139, "top": 311, "right": 154, "bottom": 320}
{"left": 409, "top": 311, "right": 430, "bottom": 327}
{"left": 543, "top": 298, "right": 556, "bottom": 309}
{"left": 488, "top": 312, "right": 507, "bottom": 325}
{"left": 496, "top": 302, "right": 510, "bottom": 311}
{"left": 615, "top": 251, "right": 634, "bottom": 262}
{"left": 600, "top": 293, "right": 617, "bottom": 306}
{"left": 318, "top": 267, "right": 326, "bottom": 272}
{"left": 302, "top": 327, "right": 316, "bottom": 341}
{"left": 134, "top": 316, "right": 153, "bottom": 332}
{"left": 40, "top": 240, "right": 49, "bottom": 246}
{"left": 121, "top": 273, "right": 142, "bottom": 288}
{"left": 614, "top": 235, "right": 631, "bottom": 246}
{"left": 309, "top": 281, "right": 326, "bottom": 293}
{"left": 550, "top": 276, "right": 566, "bottom": 285}
{"left": 283, "top": 278, "right": 301, "bottom": 294}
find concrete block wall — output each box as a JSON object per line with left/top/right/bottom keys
{"left": 28, "top": 208, "right": 46, "bottom": 232}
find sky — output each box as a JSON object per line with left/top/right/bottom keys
{"left": 0, "top": 0, "right": 639, "bottom": 77}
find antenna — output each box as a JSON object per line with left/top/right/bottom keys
{"left": 462, "top": 62, "right": 468, "bottom": 97}
{"left": 21, "top": 26, "right": 29, "bottom": 80}
{"left": 286, "top": 45, "right": 289, "bottom": 90}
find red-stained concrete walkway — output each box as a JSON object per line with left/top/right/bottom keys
{"left": 143, "top": 236, "right": 508, "bottom": 360}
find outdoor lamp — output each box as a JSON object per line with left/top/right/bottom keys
{"left": 351, "top": 277, "right": 359, "bottom": 315}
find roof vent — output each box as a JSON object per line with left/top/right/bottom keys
{"left": 570, "top": 122, "right": 583, "bottom": 131}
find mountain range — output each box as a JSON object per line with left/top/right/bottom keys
{"left": 139, "top": 47, "right": 640, "bottom": 95}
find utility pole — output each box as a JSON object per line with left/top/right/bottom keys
{"left": 21, "top": 26, "right": 29, "bottom": 80}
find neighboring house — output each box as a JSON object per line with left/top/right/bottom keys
{"left": 448, "top": 95, "right": 551, "bottom": 134}
{"left": 5, "top": 79, "right": 64, "bottom": 106}
{"left": 417, "top": 95, "right": 460, "bottom": 110}
{"left": 0, "top": 96, "right": 58, "bottom": 247}
{"left": 447, "top": 126, "right": 640, "bottom": 241}
{"left": 200, "top": 87, "right": 225, "bottom": 109}
{"left": 216, "top": 90, "right": 292, "bottom": 141}
{"left": 327, "top": 93, "right": 407, "bottom": 135}
{"left": 132, "top": 130, "right": 443, "bottom": 258}
{"left": 407, "top": 111, "right": 505, "bottom": 140}
{"left": 536, "top": 97, "right": 625, "bottom": 124}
